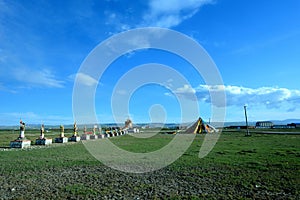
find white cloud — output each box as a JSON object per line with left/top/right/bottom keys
{"left": 104, "top": 0, "right": 213, "bottom": 32}
{"left": 169, "top": 84, "right": 300, "bottom": 111}
{"left": 142, "top": 0, "right": 214, "bottom": 28}
{"left": 221, "top": 85, "right": 300, "bottom": 109}
{"left": 0, "top": 82, "right": 16, "bottom": 93}
{"left": 127, "top": 35, "right": 152, "bottom": 48}
{"left": 72, "top": 73, "right": 99, "bottom": 87}
{"left": 165, "top": 78, "right": 174, "bottom": 87}
{"left": 166, "top": 84, "right": 197, "bottom": 101}
{"left": 164, "top": 92, "right": 174, "bottom": 97}
{"left": 12, "top": 67, "right": 64, "bottom": 88}
{"left": 104, "top": 10, "right": 132, "bottom": 33}
{"left": 176, "top": 84, "right": 196, "bottom": 94}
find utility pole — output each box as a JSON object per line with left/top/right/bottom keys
{"left": 244, "top": 105, "right": 251, "bottom": 136}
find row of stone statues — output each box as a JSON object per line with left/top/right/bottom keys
{"left": 10, "top": 120, "right": 129, "bottom": 148}
{"left": 16, "top": 118, "right": 136, "bottom": 139}
{"left": 15, "top": 120, "right": 75, "bottom": 139}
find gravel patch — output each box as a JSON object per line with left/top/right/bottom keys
{"left": 0, "top": 164, "right": 298, "bottom": 199}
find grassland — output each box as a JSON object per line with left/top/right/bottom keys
{"left": 0, "top": 129, "right": 299, "bottom": 199}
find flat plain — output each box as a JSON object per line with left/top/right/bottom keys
{"left": 0, "top": 129, "right": 299, "bottom": 199}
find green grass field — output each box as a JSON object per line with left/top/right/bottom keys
{"left": 0, "top": 130, "right": 299, "bottom": 199}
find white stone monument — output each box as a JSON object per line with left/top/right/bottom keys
{"left": 97, "top": 126, "right": 105, "bottom": 139}
{"left": 55, "top": 125, "right": 68, "bottom": 143}
{"left": 80, "top": 125, "right": 91, "bottom": 140}
{"left": 10, "top": 120, "right": 31, "bottom": 148}
{"left": 90, "top": 125, "right": 98, "bottom": 139}
{"left": 35, "top": 124, "right": 52, "bottom": 145}
{"left": 105, "top": 129, "right": 110, "bottom": 138}
{"left": 69, "top": 122, "right": 80, "bottom": 142}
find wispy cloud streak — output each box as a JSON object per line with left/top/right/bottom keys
{"left": 141, "top": 0, "right": 213, "bottom": 28}
{"left": 104, "top": 0, "right": 214, "bottom": 31}
{"left": 69, "top": 73, "right": 99, "bottom": 87}
{"left": 12, "top": 67, "right": 64, "bottom": 88}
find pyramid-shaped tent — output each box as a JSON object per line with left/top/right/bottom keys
{"left": 184, "top": 117, "right": 219, "bottom": 134}
{"left": 184, "top": 117, "right": 205, "bottom": 134}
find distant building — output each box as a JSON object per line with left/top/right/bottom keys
{"left": 287, "top": 123, "right": 300, "bottom": 128}
{"left": 225, "top": 126, "right": 255, "bottom": 129}
{"left": 256, "top": 121, "right": 273, "bottom": 128}
{"left": 272, "top": 125, "right": 295, "bottom": 129}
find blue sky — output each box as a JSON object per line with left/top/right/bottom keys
{"left": 0, "top": 0, "right": 300, "bottom": 125}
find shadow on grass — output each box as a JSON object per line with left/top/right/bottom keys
{"left": 0, "top": 146, "right": 10, "bottom": 149}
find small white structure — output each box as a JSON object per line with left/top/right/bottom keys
{"left": 97, "top": 134, "right": 105, "bottom": 139}
{"left": 80, "top": 134, "right": 90, "bottom": 140}
{"left": 55, "top": 137, "right": 68, "bottom": 143}
{"left": 69, "top": 136, "right": 80, "bottom": 142}
{"left": 90, "top": 134, "right": 98, "bottom": 139}
{"left": 10, "top": 140, "right": 31, "bottom": 148}
{"left": 36, "top": 138, "right": 52, "bottom": 145}
{"left": 128, "top": 127, "right": 140, "bottom": 133}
